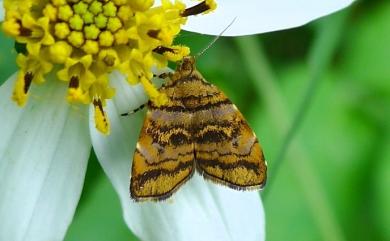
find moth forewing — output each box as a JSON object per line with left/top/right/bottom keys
{"left": 191, "top": 82, "right": 267, "bottom": 190}
{"left": 130, "top": 107, "right": 195, "bottom": 201}
{"left": 130, "top": 56, "right": 267, "bottom": 201}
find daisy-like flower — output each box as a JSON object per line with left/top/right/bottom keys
{"left": 0, "top": 1, "right": 354, "bottom": 241}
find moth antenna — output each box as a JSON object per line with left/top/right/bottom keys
{"left": 195, "top": 17, "right": 237, "bottom": 59}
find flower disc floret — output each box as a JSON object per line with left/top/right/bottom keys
{"left": 2, "top": 0, "right": 217, "bottom": 134}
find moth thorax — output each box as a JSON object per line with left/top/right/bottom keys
{"left": 177, "top": 56, "right": 196, "bottom": 77}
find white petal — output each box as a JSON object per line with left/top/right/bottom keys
{"left": 91, "top": 72, "right": 265, "bottom": 241}
{"left": 0, "top": 74, "right": 91, "bottom": 241}
{"left": 180, "top": 0, "right": 355, "bottom": 36}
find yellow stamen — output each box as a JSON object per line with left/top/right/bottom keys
{"left": 69, "top": 15, "right": 84, "bottom": 31}
{"left": 68, "top": 31, "right": 84, "bottom": 47}
{"left": 114, "top": 29, "right": 128, "bottom": 44}
{"left": 49, "top": 41, "right": 73, "bottom": 64}
{"left": 12, "top": 71, "right": 32, "bottom": 107}
{"left": 52, "top": 0, "right": 66, "bottom": 6}
{"left": 82, "top": 40, "right": 99, "bottom": 54}
{"left": 55, "top": 23, "right": 71, "bottom": 39}
{"left": 89, "top": 1, "right": 103, "bottom": 15}
{"left": 73, "top": 2, "right": 89, "bottom": 15}
{"left": 2, "top": 18, "right": 20, "bottom": 36}
{"left": 83, "top": 12, "right": 94, "bottom": 24}
{"left": 95, "top": 13, "right": 108, "bottom": 29}
{"left": 117, "top": 6, "right": 132, "bottom": 22}
{"left": 58, "top": 5, "right": 74, "bottom": 21}
{"left": 163, "top": 45, "right": 190, "bottom": 61}
{"left": 99, "top": 31, "right": 114, "bottom": 47}
{"left": 2, "top": 0, "right": 216, "bottom": 134}
{"left": 93, "top": 99, "right": 110, "bottom": 134}
{"left": 140, "top": 76, "right": 168, "bottom": 106}
{"left": 107, "top": 17, "right": 122, "bottom": 32}
{"left": 103, "top": 2, "right": 117, "bottom": 17}
{"left": 43, "top": 4, "right": 58, "bottom": 21}
{"left": 84, "top": 24, "right": 100, "bottom": 39}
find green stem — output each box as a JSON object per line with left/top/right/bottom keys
{"left": 271, "top": 10, "right": 349, "bottom": 193}
{"left": 235, "top": 10, "right": 349, "bottom": 241}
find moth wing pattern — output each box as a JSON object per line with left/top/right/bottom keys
{"left": 130, "top": 56, "right": 267, "bottom": 201}
{"left": 192, "top": 82, "right": 267, "bottom": 190}
{"left": 130, "top": 91, "right": 195, "bottom": 201}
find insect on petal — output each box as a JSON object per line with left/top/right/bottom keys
{"left": 90, "top": 71, "right": 265, "bottom": 240}
{"left": 131, "top": 57, "right": 267, "bottom": 201}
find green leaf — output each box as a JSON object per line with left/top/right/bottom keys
{"left": 0, "top": 29, "right": 17, "bottom": 85}
{"left": 65, "top": 157, "right": 138, "bottom": 241}
{"left": 342, "top": 1, "right": 390, "bottom": 96}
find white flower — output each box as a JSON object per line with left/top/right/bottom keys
{"left": 180, "top": 0, "right": 354, "bottom": 36}
{"left": 0, "top": 1, "right": 354, "bottom": 241}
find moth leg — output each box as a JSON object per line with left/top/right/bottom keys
{"left": 121, "top": 104, "right": 146, "bottom": 116}
{"left": 153, "top": 72, "right": 175, "bottom": 81}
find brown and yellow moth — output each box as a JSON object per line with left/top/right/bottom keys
{"left": 130, "top": 56, "right": 267, "bottom": 201}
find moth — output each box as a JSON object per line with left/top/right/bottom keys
{"left": 130, "top": 56, "right": 267, "bottom": 201}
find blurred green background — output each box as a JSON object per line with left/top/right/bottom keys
{"left": 0, "top": 0, "right": 389, "bottom": 240}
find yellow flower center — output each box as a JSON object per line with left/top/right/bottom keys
{"left": 2, "top": 0, "right": 216, "bottom": 134}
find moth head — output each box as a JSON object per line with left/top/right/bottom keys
{"left": 177, "top": 56, "right": 196, "bottom": 77}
